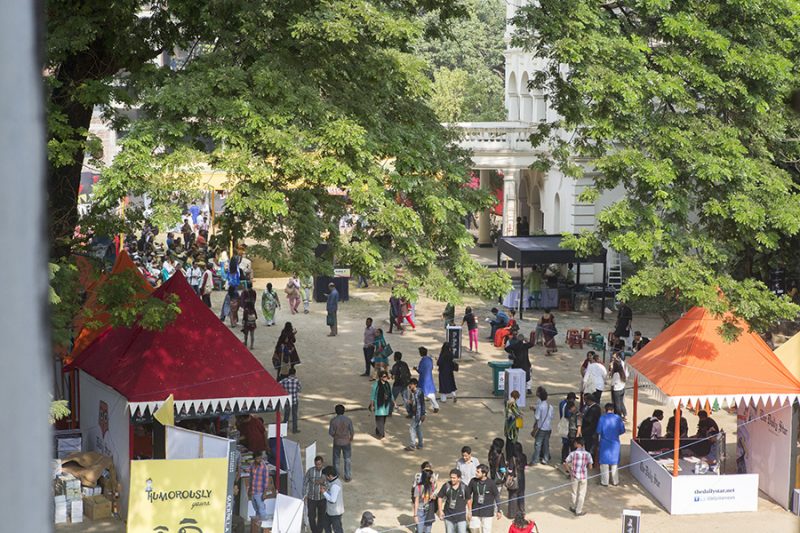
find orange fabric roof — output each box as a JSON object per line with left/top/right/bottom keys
{"left": 627, "top": 307, "right": 800, "bottom": 407}
{"left": 69, "top": 250, "right": 154, "bottom": 360}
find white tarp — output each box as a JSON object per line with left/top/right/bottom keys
{"left": 165, "top": 425, "right": 231, "bottom": 459}
{"left": 282, "top": 439, "right": 304, "bottom": 500}
{"left": 274, "top": 494, "right": 304, "bottom": 533}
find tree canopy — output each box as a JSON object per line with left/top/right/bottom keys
{"left": 514, "top": 0, "right": 800, "bottom": 333}
{"left": 414, "top": 0, "right": 507, "bottom": 122}
{"left": 47, "top": 0, "right": 511, "bottom": 303}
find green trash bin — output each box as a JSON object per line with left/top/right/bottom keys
{"left": 488, "top": 360, "right": 513, "bottom": 396}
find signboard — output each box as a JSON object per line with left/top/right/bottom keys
{"left": 447, "top": 326, "right": 462, "bottom": 359}
{"left": 128, "top": 457, "right": 230, "bottom": 533}
{"left": 621, "top": 509, "right": 640, "bottom": 533}
{"left": 504, "top": 368, "right": 527, "bottom": 408}
{"left": 333, "top": 268, "right": 350, "bottom": 278}
{"left": 671, "top": 473, "right": 758, "bottom": 514}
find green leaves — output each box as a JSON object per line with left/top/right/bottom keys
{"left": 514, "top": 0, "right": 800, "bottom": 331}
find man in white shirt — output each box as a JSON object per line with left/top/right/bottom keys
{"left": 321, "top": 465, "right": 344, "bottom": 533}
{"left": 239, "top": 250, "right": 253, "bottom": 282}
{"left": 455, "top": 446, "right": 480, "bottom": 483}
{"left": 199, "top": 262, "right": 214, "bottom": 307}
{"left": 188, "top": 262, "right": 203, "bottom": 294}
{"left": 531, "top": 386, "right": 555, "bottom": 465}
{"left": 582, "top": 353, "right": 608, "bottom": 404}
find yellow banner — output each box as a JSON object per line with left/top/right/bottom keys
{"left": 127, "top": 458, "right": 229, "bottom": 533}
{"left": 153, "top": 394, "right": 175, "bottom": 427}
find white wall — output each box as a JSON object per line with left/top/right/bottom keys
{"left": 737, "top": 399, "right": 795, "bottom": 509}
{"left": 80, "top": 373, "right": 132, "bottom": 517}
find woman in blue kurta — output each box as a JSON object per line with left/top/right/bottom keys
{"left": 415, "top": 347, "right": 440, "bottom": 412}
{"left": 369, "top": 371, "right": 393, "bottom": 439}
{"left": 597, "top": 403, "right": 626, "bottom": 486}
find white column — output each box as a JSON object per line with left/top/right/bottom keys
{"left": 502, "top": 169, "right": 519, "bottom": 237}
{"left": 477, "top": 170, "right": 492, "bottom": 246}
{"left": 0, "top": 0, "right": 50, "bottom": 531}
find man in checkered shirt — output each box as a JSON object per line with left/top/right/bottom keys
{"left": 564, "top": 436, "right": 593, "bottom": 516}
{"left": 248, "top": 452, "right": 271, "bottom": 519}
{"left": 279, "top": 368, "right": 302, "bottom": 433}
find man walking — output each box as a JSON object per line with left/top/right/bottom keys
{"left": 415, "top": 347, "right": 440, "bottom": 413}
{"left": 564, "top": 437, "right": 592, "bottom": 516}
{"left": 466, "top": 465, "right": 501, "bottom": 533}
{"left": 437, "top": 469, "right": 469, "bottom": 533}
{"left": 403, "top": 378, "right": 426, "bottom": 451}
{"left": 362, "top": 318, "right": 377, "bottom": 376}
{"left": 321, "top": 465, "right": 344, "bottom": 533}
{"left": 456, "top": 446, "right": 480, "bottom": 484}
{"left": 326, "top": 282, "right": 339, "bottom": 336}
{"left": 279, "top": 368, "right": 301, "bottom": 434}
{"left": 304, "top": 456, "right": 327, "bottom": 533}
{"left": 597, "top": 403, "right": 625, "bottom": 487}
{"left": 391, "top": 352, "right": 412, "bottom": 416}
{"left": 582, "top": 353, "right": 607, "bottom": 404}
{"left": 328, "top": 405, "right": 354, "bottom": 482}
{"left": 301, "top": 274, "right": 313, "bottom": 314}
{"left": 199, "top": 261, "right": 214, "bottom": 307}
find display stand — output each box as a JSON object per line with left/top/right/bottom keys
{"left": 630, "top": 440, "right": 758, "bottom": 514}
{"left": 446, "top": 325, "right": 462, "bottom": 359}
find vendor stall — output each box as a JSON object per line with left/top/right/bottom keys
{"left": 627, "top": 307, "right": 800, "bottom": 514}
{"left": 496, "top": 235, "right": 608, "bottom": 319}
{"left": 66, "top": 272, "right": 290, "bottom": 518}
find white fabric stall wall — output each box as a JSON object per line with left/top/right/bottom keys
{"left": 165, "top": 425, "right": 231, "bottom": 459}
{"left": 737, "top": 399, "right": 794, "bottom": 509}
{"left": 78, "top": 373, "right": 131, "bottom": 517}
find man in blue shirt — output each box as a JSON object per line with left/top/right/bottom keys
{"left": 326, "top": 282, "right": 340, "bottom": 336}
{"left": 486, "top": 308, "right": 509, "bottom": 340}
{"left": 188, "top": 200, "right": 201, "bottom": 225}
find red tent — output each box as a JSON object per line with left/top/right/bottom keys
{"left": 67, "top": 271, "right": 288, "bottom": 417}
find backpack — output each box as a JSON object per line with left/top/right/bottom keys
{"left": 638, "top": 417, "right": 655, "bottom": 439}
{"left": 396, "top": 362, "right": 412, "bottom": 385}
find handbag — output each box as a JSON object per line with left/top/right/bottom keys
{"left": 381, "top": 342, "right": 393, "bottom": 358}
{"left": 504, "top": 472, "right": 518, "bottom": 491}
{"left": 557, "top": 414, "right": 569, "bottom": 438}
{"left": 515, "top": 416, "right": 524, "bottom": 429}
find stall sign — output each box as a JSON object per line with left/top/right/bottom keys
{"left": 128, "top": 457, "right": 230, "bottom": 533}
{"left": 621, "top": 509, "right": 640, "bottom": 533}
{"left": 447, "top": 326, "right": 462, "bottom": 360}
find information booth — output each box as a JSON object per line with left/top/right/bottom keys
{"left": 626, "top": 307, "right": 800, "bottom": 515}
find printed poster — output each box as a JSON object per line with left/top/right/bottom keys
{"left": 128, "top": 458, "right": 229, "bottom": 533}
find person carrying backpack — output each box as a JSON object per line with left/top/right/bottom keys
{"left": 637, "top": 409, "right": 664, "bottom": 440}
{"left": 391, "top": 351, "right": 412, "bottom": 415}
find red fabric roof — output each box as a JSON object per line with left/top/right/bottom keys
{"left": 628, "top": 307, "right": 800, "bottom": 405}
{"left": 67, "top": 272, "right": 287, "bottom": 415}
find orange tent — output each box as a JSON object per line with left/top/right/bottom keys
{"left": 69, "top": 250, "right": 154, "bottom": 360}
{"left": 628, "top": 306, "right": 800, "bottom": 408}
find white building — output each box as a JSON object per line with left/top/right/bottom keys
{"left": 455, "top": 1, "right": 623, "bottom": 281}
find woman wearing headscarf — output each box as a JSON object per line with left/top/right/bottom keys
{"left": 504, "top": 390, "right": 523, "bottom": 458}
{"left": 488, "top": 438, "right": 507, "bottom": 483}
{"left": 272, "top": 322, "right": 300, "bottom": 380}
{"left": 436, "top": 342, "right": 457, "bottom": 404}
{"left": 240, "top": 281, "right": 258, "bottom": 349}
{"left": 261, "top": 282, "right": 280, "bottom": 326}
{"left": 371, "top": 328, "right": 390, "bottom": 379}
{"left": 505, "top": 442, "right": 527, "bottom": 518}
{"left": 412, "top": 465, "right": 438, "bottom": 533}
{"left": 369, "top": 371, "right": 393, "bottom": 439}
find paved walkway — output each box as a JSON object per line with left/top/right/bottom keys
{"left": 58, "top": 280, "right": 800, "bottom": 532}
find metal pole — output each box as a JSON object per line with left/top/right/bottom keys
{"left": 673, "top": 404, "right": 681, "bottom": 477}
{"left": 632, "top": 374, "right": 639, "bottom": 439}
{"left": 275, "top": 408, "right": 282, "bottom": 493}
{"left": 0, "top": 1, "right": 49, "bottom": 530}
{"left": 519, "top": 263, "right": 524, "bottom": 320}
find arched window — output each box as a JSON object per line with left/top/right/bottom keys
{"left": 520, "top": 72, "right": 533, "bottom": 122}
{"left": 507, "top": 72, "right": 520, "bottom": 121}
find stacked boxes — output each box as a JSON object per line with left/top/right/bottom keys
{"left": 54, "top": 496, "right": 68, "bottom": 524}
{"left": 83, "top": 495, "right": 112, "bottom": 520}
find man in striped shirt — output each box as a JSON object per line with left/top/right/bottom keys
{"left": 563, "top": 437, "right": 593, "bottom": 516}
{"left": 248, "top": 453, "right": 271, "bottom": 519}
{"left": 304, "top": 456, "right": 327, "bottom": 533}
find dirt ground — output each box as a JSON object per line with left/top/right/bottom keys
{"left": 58, "top": 279, "right": 800, "bottom": 533}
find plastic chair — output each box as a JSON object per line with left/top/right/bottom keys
{"left": 581, "top": 328, "right": 593, "bottom": 340}
{"left": 566, "top": 329, "right": 583, "bottom": 349}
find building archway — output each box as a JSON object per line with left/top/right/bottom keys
{"left": 508, "top": 72, "right": 519, "bottom": 121}
{"left": 520, "top": 72, "right": 532, "bottom": 122}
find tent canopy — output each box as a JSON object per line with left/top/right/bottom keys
{"left": 497, "top": 235, "right": 607, "bottom": 265}
{"left": 67, "top": 272, "right": 288, "bottom": 417}
{"left": 627, "top": 307, "right": 800, "bottom": 408}
{"left": 69, "top": 250, "right": 154, "bottom": 360}
{"left": 774, "top": 331, "right": 800, "bottom": 381}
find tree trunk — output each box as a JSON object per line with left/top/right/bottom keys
{"left": 46, "top": 50, "right": 110, "bottom": 259}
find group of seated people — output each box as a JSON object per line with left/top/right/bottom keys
{"left": 637, "top": 409, "right": 722, "bottom": 466}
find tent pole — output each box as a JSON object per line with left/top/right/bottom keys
{"left": 519, "top": 263, "right": 524, "bottom": 320}
{"left": 673, "top": 404, "right": 681, "bottom": 477}
{"left": 576, "top": 262, "right": 581, "bottom": 286}
{"left": 601, "top": 261, "right": 607, "bottom": 320}
{"left": 275, "top": 408, "right": 282, "bottom": 493}
{"left": 632, "top": 375, "right": 639, "bottom": 439}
